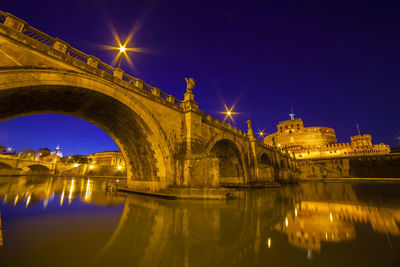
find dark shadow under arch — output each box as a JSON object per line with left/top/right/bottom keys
{"left": 27, "top": 164, "right": 50, "bottom": 174}
{"left": 260, "top": 153, "right": 272, "bottom": 166}
{"left": 0, "top": 162, "right": 13, "bottom": 170}
{"left": 0, "top": 85, "right": 165, "bottom": 183}
{"left": 210, "top": 139, "right": 244, "bottom": 183}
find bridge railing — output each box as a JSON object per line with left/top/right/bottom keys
{"left": 199, "top": 110, "right": 248, "bottom": 137}
{"left": 97, "top": 61, "right": 114, "bottom": 75}
{"left": 0, "top": 11, "right": 182, "bottom": 110}
{"left": 0, "top": 11, "right": 6, "bottom": 24}
{"left": 66, "top": 46, "right": 88, "bottom": 63}
{"left": 23, "top": 25, "right": 56, "bottom": 46}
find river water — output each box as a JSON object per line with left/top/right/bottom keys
{"left": 0, "top": 176, "right": 399, "bottom": 267}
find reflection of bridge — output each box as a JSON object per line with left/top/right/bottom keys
{"left": 0, "top": 155, "right": 82, "bottom": 175}
{"left": 0, "top": 12, "right": 299, "bottom": 193}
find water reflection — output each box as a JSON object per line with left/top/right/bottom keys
{"left": 0, "top": 177, "right": 399, "bottom": 266}
{"left": 276, "top": 200, "right": 400, "bottom": 253}
{"left": 0, "top": 176, "right": 125, "bottom": 208}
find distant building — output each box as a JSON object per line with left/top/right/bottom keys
{"left": 88, "top": 151, "right": 125, "bottom": 166}
{"left": 264, "top": 118, "right": 337, "bottom": 148}
{"left": 43, "top": 145, "right": 63, "bottom": 162}
{"left": 264, "top": 116, "right": 390, "bottom": 159}
{"left": 50, "top": 145, "right": 63, "bottom": 158}
{"left": 38, "top": 148, "right": 51, "bottom": 157}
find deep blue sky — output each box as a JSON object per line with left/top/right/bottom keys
{"left": 1, "top": 0, "right": 400, "bottom": 155}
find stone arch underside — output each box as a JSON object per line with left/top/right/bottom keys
{"left": 0, "top": 162, "right": 13, "bottom": 173}
{"left": 0, "top": 84, "right": 171, "bottom": 186}
{"left": 210, "top": 139, "right": 244, "bottom": 184}
{"left": 24, "top": 164, "right": 50, "bottom": 174}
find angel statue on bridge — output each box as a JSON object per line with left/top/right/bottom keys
{"left": 185, "top": 77, "right": 195, "bottom": 94}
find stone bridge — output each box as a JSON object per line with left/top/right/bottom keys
{"left": 0, "top": 155, "right": 83, "bottom": 175}
{"left": 0, "top": 12, "right": 299, "bottom": 193}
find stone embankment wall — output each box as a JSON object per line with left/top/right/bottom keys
{"left": 300, "top": 154, "right": 400, "bottom": 179}
{"left": 349, "top": 156, "right": 400, "bottom": 178}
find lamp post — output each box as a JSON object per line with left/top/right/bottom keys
{"left": 257, "top": 130, "right": 265, "bottom": 140}
{"left": 222, "top": 105, "right": 238, "bottom": 125}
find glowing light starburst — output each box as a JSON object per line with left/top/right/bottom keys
{"left": 220, "top": 105, "right": 238, "bottom": 125}
{"left": 119, "top": 45, "right": 126, "bottom": 53}
{"left": 100, "top": 23, "right": 146, "bottom": 70}
{"left": 257, "top": 130, "right": 265, "bottom": 138}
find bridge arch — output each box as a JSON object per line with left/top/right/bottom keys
{"left": 259, "top": 152, "right": 273, "bottom": 166}
{"left": 209, "top": 139, "right": 245, "bottom": 184}
{"left": 0, "top": 162, "right": 13, "bottom": 173}
{"left": 0, "top": 69, "right": 174, "bottom": 189}
{"left": 22, "top": 164, "right": 51, "bottom": 174}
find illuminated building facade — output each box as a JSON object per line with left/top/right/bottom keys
{"left": 264, "top": 117, "right": 390, "bottom": 159}
{"left": 88, "top": 151, "right": 125, "bottom": 166}
{"left": 264, "top": 118, "right": 337, "bottom": 148}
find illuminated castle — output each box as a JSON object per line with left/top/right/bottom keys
{"left": 264, "top": 113, "right": 390, "bottom": 159}
{"left": 264, "top": 118, "right": 337, "bottom": 148}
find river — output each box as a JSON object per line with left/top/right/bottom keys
{"left": 0, "top": 176, "right": 399, "bottom": 267}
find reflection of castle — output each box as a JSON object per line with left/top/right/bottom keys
{"left": 264, "top": 116, "right": 390, "bottom": 159}
{"left": 275, "top": 201, "right": 400, "bottom": 253}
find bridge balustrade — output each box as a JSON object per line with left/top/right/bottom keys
{"left": 0, "top": 11, "right": 7, "bottom": 24}
{"left": 23, "top": 25, "right": 55, "bottom": 46}
{"left": 66, "top": 46, "right": 88, "bottom": 63}
{"left": 97, "top": 61, "right": 114, "bottom": 75}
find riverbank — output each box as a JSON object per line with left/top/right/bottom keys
{"left": 301, "top": 177, "right": 400, "bottom": 182}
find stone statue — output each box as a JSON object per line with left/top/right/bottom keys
{"left": 247, "top": 119, "right": 252, "bottom": 130}
{"left": 247, "top": 119, "right": 254, "bottom": 138}
{"left": 185, "top": 77, "right": 195, "bottom": 93}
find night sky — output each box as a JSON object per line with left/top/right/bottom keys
{"left": 1, "top": 0, "right": 400, "bottom": 155}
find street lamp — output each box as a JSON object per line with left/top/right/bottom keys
{"left": 117, "top": 45, "right": 126, "bottom": 68}
{"left": 221, "top": 105, "right": 238, "bottom": 125}
{"left": 257, "top": 130, "right": 265, "bottom": 139}
{"left": 106, "top": 36, "right": 139, "bottom": 69}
